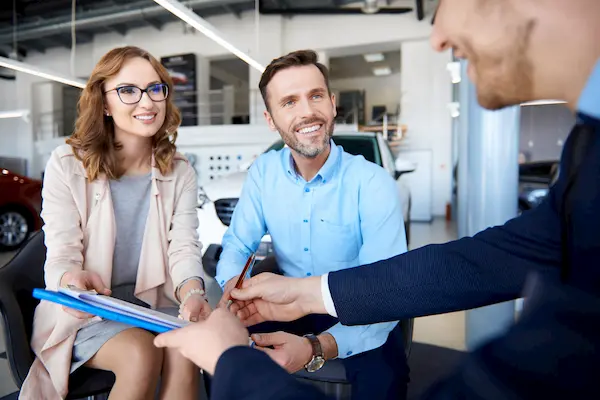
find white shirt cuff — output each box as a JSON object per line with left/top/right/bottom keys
{"left": 321, "top": 273, "right": 338, "bottom": 318}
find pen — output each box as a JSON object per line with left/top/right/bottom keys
{"left": 226, "top": 253, "right": 256, "bottom": 310}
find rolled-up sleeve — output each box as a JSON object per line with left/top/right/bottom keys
{"left": 215, "top": 163, "right": 267, "bottom": 288}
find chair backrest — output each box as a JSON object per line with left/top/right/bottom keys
{"left": 0, "top": 230, "right": 47, "bottom": 387}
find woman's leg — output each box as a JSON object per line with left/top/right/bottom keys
{"left": 84, "top": 328, "right": 163, "bottom": 400}
{"left": 158, "top": 346, "right": 199, "bottom": 400}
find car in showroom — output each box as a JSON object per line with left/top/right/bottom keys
{"left": 518, "top": 160, "right": 559, "bottom": 214}
{"left": 197, "top": 131, "right": 416, "bottom": 277}
{"left": 0, "top": 168, "right": 43, "bottom": 251}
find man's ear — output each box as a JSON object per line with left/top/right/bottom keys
{"left": 330, "top": 93, "right": 337, "bottom": 118}
{"left": 263, "top": 110, "right": 278, "bottom": 132}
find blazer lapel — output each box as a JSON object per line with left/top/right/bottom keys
{"left": 84, "top": 175, "right": 115, "bottom": 289}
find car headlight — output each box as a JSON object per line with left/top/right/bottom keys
{"left": 197, "top": 186, "right": 211, "bottom": 208}
{"left": 526, "top": 188, "right": 549, "bottom": 207}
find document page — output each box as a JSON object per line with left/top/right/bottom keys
{"left": 59, "top": 286, "right": 188, "bottom": 329}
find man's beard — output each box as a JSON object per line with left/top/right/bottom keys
{"left": 466, "top": 19, "right": 536, "bottom": 110}
{"left": 278, "top": 117, "right": 335, "bottom": 158}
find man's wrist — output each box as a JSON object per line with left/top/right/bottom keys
{"left": 317, "top": 333, "right": 338, "bottom": 360}
{"left": 300, "top": 276, "right": 327, "bottom": 315}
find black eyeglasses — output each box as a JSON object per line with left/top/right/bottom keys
{"left": 104, "top": 83, "right": 169, "bottom": 105}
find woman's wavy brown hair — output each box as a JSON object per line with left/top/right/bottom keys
{"left": 66, "top": 46, "right": 181, "bottom": 181}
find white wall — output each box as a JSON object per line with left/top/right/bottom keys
{"left": 331, "top": 73, "right": 402, "bottom": 121}
{"left": 399, "top": 41, "right": 453, "bottom": 218}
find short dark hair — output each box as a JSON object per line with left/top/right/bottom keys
{"left": 259, "top": 49, "right": 331, "bottom": 111}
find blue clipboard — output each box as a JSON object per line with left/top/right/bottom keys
{"left": 32, "top": 288, "right": 180, "bottom": 334}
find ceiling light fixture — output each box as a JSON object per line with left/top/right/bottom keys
{"left": 521, "top": 100, "right": 568, "bottom": 107}
{"left": 0, "top": 56, "right": 86, "bottom": 88}
{"left": 446, "top": 61, "right": 461, "bottom": 84}
{"left": 373, "top": 66, "right": 392, "bottom": 76}
{"left": 364, "top": 53, "right": 385, "bottom": 63}
{"left": 153, "top": 0, "right": 266, "bottom": 73}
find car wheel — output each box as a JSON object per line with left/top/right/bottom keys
{"left": 0, "top": 208, "right": 31, "bottom": 251}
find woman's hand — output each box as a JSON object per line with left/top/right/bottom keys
{"left": 179, "top": 293, "right": 212, "bottom": 322}
{"left": 60, "top": 270, "right": 111, "bottom": 319}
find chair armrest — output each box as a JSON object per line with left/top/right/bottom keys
{"left": 0, "top": 279, "right": 34, "bottom": 388}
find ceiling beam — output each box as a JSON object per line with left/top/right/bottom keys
{"left": 110, "top": 24, "right": 128, "bottom": 35}
{"left": 144, "top": 17, "right": 165, "bottom": 30}
{"left": 221, "top": 4, "right": 242, "bottom": 19}
{"left": 0, "top": 0, "right": 252, "bottom": 45}
{"left": 20, "top": 41, "right": 46, "bottom": 54}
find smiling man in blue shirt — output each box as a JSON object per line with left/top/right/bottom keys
{"left": 213, "top": 50, "right": 408, "bottom": 399}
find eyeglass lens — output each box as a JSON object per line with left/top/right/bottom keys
{"left": 116, "top": 83, "right": 168, "bottom": 104}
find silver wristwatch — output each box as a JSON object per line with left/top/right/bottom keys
{"left": 303, "top": 334, "right": 325, "bottom": 372}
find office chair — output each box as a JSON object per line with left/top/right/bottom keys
{"left": 0, "top": 230, "right": 115, "bottom": 399}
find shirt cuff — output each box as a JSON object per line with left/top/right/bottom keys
{"left": 321, "top": 273, "right": 338, "bottom": 318}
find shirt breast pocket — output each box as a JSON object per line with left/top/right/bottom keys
{"left": 312, "top": 218, "right": 360, "bottom": 263}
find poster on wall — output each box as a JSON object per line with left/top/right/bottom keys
{"left": 161, "top": 53, "right": 198, "bottom": 126}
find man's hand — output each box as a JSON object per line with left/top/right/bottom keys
{"left": 216, "top": 275, "right": 240, "bottom": 310}
{"left": 229, "top": 273, "right": 326, "bottom": 326}
{"left": 154, "top": 308, "right": 249, "bottom": 375}
{"left": 60, "top": 270, "right": 111, "bottom": 319}
{"left": 251, "top": 331, "right": 313, "bottom": 373}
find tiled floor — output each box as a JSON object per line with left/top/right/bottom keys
{"left": 408, "top": 220, "right": 465, "bottom": 351}
{"left": 0, "top": 218, "right": 461, "bottom": 398}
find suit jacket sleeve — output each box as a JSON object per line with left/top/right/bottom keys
{"left": 422, "top": 274, "right": 600, "bottom": 399}
{"left": 328, "top": 181, "right": 564, "bottom": 325}
{"left": 211, "top": 346, "right": 331, "bottom": 400}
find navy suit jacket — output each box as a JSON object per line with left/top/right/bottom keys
{"left": 211, "top": 115, "right": 600, "bottom": 399}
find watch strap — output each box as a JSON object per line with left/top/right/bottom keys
{"left": 304, "top": 334, "right": 323, "bottom": 358}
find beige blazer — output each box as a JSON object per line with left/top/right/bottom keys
{"left": 19, "top": 144, "right": 204, "bottom": 400}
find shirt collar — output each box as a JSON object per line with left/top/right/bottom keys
{"left": 577, "top": 58, "right": 600, "bottom": 121}
{"left": 284, "top": 139, "right": 340, "bottom": 184}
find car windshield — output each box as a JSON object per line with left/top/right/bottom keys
{"left": 264, "top": 135, "right": 381, "bottom": 166}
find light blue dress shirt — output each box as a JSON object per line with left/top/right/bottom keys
{"left": 215, "top": 140, "right": 408, "bottom": 358}
{"left": 578, "top": 58, "right": 600, "bottom": 119}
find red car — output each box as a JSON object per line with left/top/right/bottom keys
{"left": 0, "top": 168, "right": 43, "bottom": 251}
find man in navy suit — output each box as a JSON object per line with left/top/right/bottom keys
{"left": 155, "top": 0, "right": 600, "bottom": 398}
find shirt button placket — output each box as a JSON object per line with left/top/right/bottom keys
{"left": 302, "top": 185, "right": 312, "bottom": 271}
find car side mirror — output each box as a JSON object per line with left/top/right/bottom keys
{"left": 394, "top": 158, "right": 416, "bottom": 179}
{"left": 395, "top": 169, "right": 415, "bottom": 179}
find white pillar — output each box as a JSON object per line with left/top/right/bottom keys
{"left": 458, "top": 60, "right": 520, "bottom": 350}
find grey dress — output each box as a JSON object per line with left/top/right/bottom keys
{"left": 70, "top": 172, "right": 178, "bottom": 373}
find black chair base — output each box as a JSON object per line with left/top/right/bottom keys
{"left": 0, "top": 231, "right": 113, "bottom": 399}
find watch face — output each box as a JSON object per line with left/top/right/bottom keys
{"left": 306, "top": 356, "right": 325, "bottom": 372}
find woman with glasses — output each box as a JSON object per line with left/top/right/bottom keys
{"left": 20, "top": 46, "right": 210, "bottom": 400}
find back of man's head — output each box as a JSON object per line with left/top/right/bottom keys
{"left": 259, "top": 50, "right": 331, "bottom": 111}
